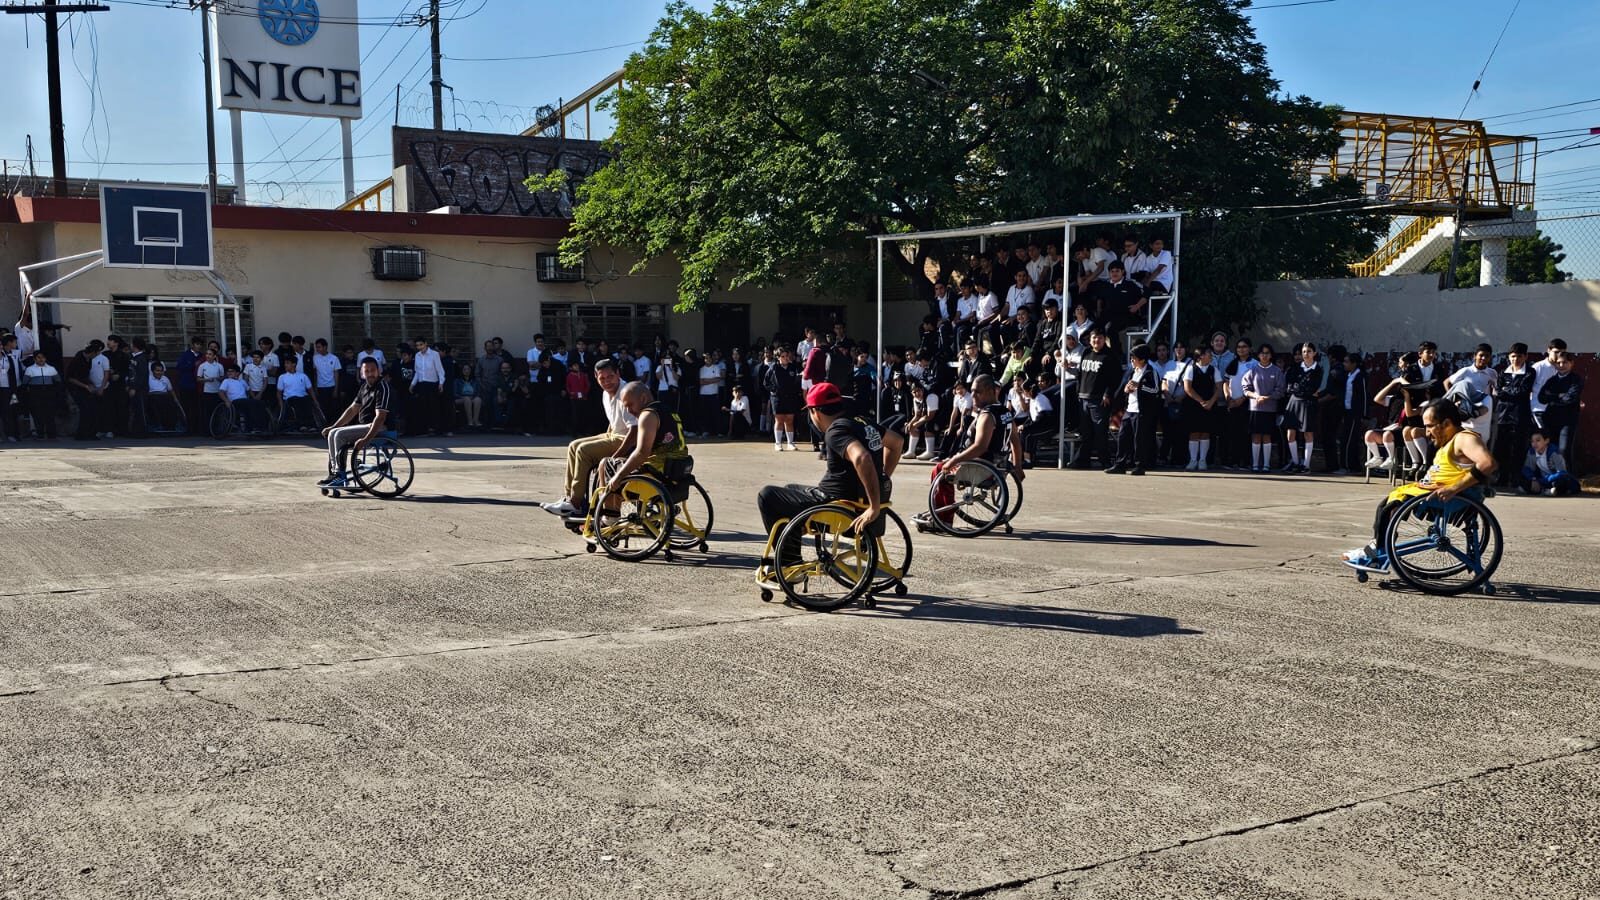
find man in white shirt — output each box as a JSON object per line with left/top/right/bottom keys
{"left": 312, "top": 338, "right": 341, "bottom": 415}
{"left": 954, "top": 282, "right": 980, "bottom": 347}
{"left": 975, "top": 277, "right": 1003, "bottom": 354}
{"left": 1005, "top": 269, "right": 1036, "bottom": 320}
{"left": 1144, "top": 237, "right": 1174, "bottom": 294}
{"left": 633, "top": 352, "right": 652, "bottom": 382}
{"left": 1025, "top": 243, "right": 1048, "bottom": 293}
{"left": 697, "top": 349, "right": 726, "bottom": 437}
{"left": 410, "top": 336, "right": 448, "bottom": 436}
{"left": 541, "top": 359, "right": 638, "bottom": 518}
{"left": 276, "top": 356, "right": 320, "bottom": 432}
{"left": 356, "top": 339, "right": 387, "bottom": 372}
{"left": 1120, "top": 237, "right": 1152, "bottom": 285}
{"left": 525, "top": 333, "right": 549, "bottom": 368}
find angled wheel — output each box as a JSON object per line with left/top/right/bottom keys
{"left": 592, "top": 474, "right": 674, "bottom": 561}
{"left": 668, "top": 479, "right": 714, "bottom": 551}
{"left": 1384, "top": 493, "right": 1502, "bottom": 596}
{"left": 350, "top": 437, "right": 415, "bottom": 498}
{"left": 927, "top": 460, "right": 1009, "bottom": 538}
{"left": 208, "top": 403, "right": 234, "bottom": 440}
{"left": 871, "top": 508, "right": 913, "bottom": 594}
{"left": 774, "top": 504, "right": 877, "bottom": 612}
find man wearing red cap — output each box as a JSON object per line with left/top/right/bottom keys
{"left": 757, "top": 382, "right": 889, "bottom": 557}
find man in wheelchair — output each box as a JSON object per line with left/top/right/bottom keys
{"left": 596, "top": 382, "right": 692, "bottom": 502}
{"left": 756, "top": 382, "right": 900, "bottom": 559}
{"left": 319, "top": 358, "right": 391, "bottom": 489}
{"left": 912, "top": 375, "right": 1022, "bottom": 529}
{"left": 1343, "top": 398, "right": 1497, "bottom": 571}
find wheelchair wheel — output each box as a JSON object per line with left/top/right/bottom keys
{"left": 871, "top": 508, "right": 913, "bottom": 596}
{"left": 1000, "top": 469, "right": 1024, "bottom": 531}
{"left": 592, "top": 474, "right": 675, "bottom": 561}
{"left": 927, "top": 460, "right": 1010, "bottom": 538}
{"left": 1384, "top": 493, "right": 1502, "bottom": 596}
{"left": 668, "top": 479, "right": 714, "bottom": 551}
{"left": 350, "top": 437, "right": 415, "bottom": 498}
{"left": 208, "top": 403, "right": 234, "bottom": 440}
{"left": 774, "top": 504, "right": 877, "bottom": 611}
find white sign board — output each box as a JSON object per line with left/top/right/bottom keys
{"left": 212, "top": 0, "right": 362, "bottom": 120}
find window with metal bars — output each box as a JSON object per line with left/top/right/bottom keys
{"left": 539, "top": 303, "right": 668, "bottom": 350}
{"left": 329, "top": 299, "right": 476, "bottom": 356}
{"left": 109, "top": 295, "right": 255, "bottom": 358}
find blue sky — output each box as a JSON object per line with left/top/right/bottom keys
{"left": 2, "top": 0, "right": 1595, "bottom": 217}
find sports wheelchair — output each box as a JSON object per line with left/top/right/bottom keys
{"left": 755, "top": 499, "right": 914, "bottom": 611}
{"left": 1345, "top": 492, "right": 1502, "bottom": 596}
{"left": 917, "top": 458, "right": 1024, "bottom": 538}
{"left": 320, "top": 431, "right": 415, "bottom": 499}
{"left": 210, "top": 400, "right": 276, "bottom": 439}
{"left": 566, "top": 456, "right": 714, "bottom": 562}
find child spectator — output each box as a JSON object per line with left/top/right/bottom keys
{"left": 1181, "top": 343, "right": 1222, "bottom": 470}
{"left": 907, "top": 380, "right": 940, "bottom": 460}
{"left": 455, "top": 362, "right": 483, "bottom": 429}
{"left": 1536, "top": 350, "right": 1584, "bottom": 462}
{"left": 1521, "top": 430, "right": 1580, "bottom": 496}
{"left": 196, "top": 348, "right": 225, "bottom": 432}
{"left": 145, "top": 362, "right": 183, "bottom": 432}
{"left": 21, "top": 350, "right": 62, "bottom": 438}
{"left": 243, "top": 350, "right": 268, "bottom": 400}
{"left": 725, "top": 384, "right": 752, "bottom": 438}
{"left": 217, "top": 366, "right": 264, "bottom": 433}
{"left": 564, "top": 360, "right": 589, "bottom": 436}
{"left": 276, "top": 356, "right": 318, "bottom": 432}
{"left": 1240, "top": 343, "right": 1284, "bottom": 473}
{"left": 1109, "top": 343, "right": 1161, "bottom": 475}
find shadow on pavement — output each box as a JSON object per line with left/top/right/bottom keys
{"left": 1379, "top": 580, "right": 1600, "bottom": 605}
{"left": 856, "top": 596, "right": 1203, "bottom": 636}
{"left": 995, "top": 530, "right": 1249, "bottom": 548}
{"left": 395, "top": 494, "right": 548, "bottom": 508}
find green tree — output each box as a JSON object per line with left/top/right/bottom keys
{"left": 556, "top": 0, "right": 1382, "bottom": 333}
{"left": 1424, "top": 231, "right": 1571, "bottom": 288}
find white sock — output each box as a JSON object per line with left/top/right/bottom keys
{"left": 906, "top": 435, "right": 920, "bottom": 457}
{"left": 1252, "top": 443, "right": 1264, "bottom": 468}
{"left": 1188, "top": 440, "right": 1200, "bottom": 464}
{"left": 1409, "top": 438, "right": 1428, "bottom": 465}
{"left": 1381, "top": 436, "right": 1395, "bottom": 460}
{"left": 1199, "top": 439, "right": 1210, "bottom": 461}
{"left": 1303, "top": 440, "right": 1315, "bottom": 466}
{"left": 774, "top": 423, "right": 784, "bottom": 445}
{"left": 1287, "top": 443, "right": 1301, "bottom": 466}
{"left": 784, "top": 430, "right": 795, "bottom": 445}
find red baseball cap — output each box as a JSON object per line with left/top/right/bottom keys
{"left": 805, "top": 382, "right": 844, "bottom": 408}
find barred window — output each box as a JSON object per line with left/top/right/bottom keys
{"left": 110, "top": 294, "right": 255, "bottom": 358}
{"left": 330, "top": 300, "right": 475, "bottom": 355}
{"left": 540, "top": 303, "right": 668, "bottom": 350}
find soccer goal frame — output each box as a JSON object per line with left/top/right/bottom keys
{"left": 871, "top": 212, "right": 1182, "bottom": 470}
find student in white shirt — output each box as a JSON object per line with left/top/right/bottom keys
{"left": 143, "top": 362, "right": 184, "bottom": 432}
{"left": 1528, "top": 338, "right": 1565, "bottom": 429}
{"left": 1144, "top": 238, "right": 1174, "bottom": 294}
{"left": 22, "top": 350, "right": 62, "bottom": 439}
{"left": 906, "top": 380, "right": 941, "bottom": 459}
{"left": 696, "top": 350, "right": 726, "bottom": 437}
{"left": 724, "top": 384, "right": 752, "bottom": 438}
{"left": 312, "top": 339, "right": 341, "bottom": 415}
{"left": 954, "top": 282, "right": 980, "bottom": 346}
{"left": 975, "top": 278, "right": 1003, "bottom": 353}
{"left": 1120, "top": 237, "right": 1152, "bottom": 286}
{"left": 217, "top": 365, "right": 266, "bottom": 434}
{"left": 357, "top": 339, "right": 387, "bottom": 372}
{"left": 1005, "top": 269, "right": 1036, "bottom": 319}
{"left": 243, "top": 352, "right": 269, "bottom": 398}
{"left": 410, "top": 337, "right": 449, "bottom": 436}
{"left": 276, "top": 356, "right": 319, "bottom": 432}
{"left": 1444, "top": 342, "right": 1497, "bottom": 435}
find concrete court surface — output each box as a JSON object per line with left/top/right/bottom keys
{"left": 0, "top": 435, "right": 1597, "bottom": 900}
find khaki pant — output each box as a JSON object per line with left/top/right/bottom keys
{"left": 566, "top": 431, "right": 625, "bottom": 501}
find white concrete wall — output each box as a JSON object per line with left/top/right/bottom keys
{"left": 13, "top": 220, "right": 924, "bottom": 356}
{"left": 1254, "top": 274, "right": 1600, "bottom": 353}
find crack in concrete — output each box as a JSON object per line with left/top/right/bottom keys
{"left": 907, "top": 738, "right": 1600, "bottom": 899}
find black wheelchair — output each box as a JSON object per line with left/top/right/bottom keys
{"left": 209, "top": 400, "right": 276, "bottom": 439}
{"left": 1346, "top": 492, "right": 1503, "bottom": 596}
{"left": 321, "top": 431, "right": 415, "bottom": 499}
{"left": 917, "top": 457, "right": 1024, "bottom": 538}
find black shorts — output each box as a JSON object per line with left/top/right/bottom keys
{"left": 1249, "top": 410, "right": 1279, "bottom": 436}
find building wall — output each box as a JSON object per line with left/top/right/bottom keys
{"left": 18, "top": 220, "right": 923, "bottom": 358}
{"left": 1255, "top": 274, "right": 1600, "bottom": 353}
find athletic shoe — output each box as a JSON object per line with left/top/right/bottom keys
{"left": 1341, "top": 545, "right": 1389, "bottom": 572}
{"left": 1197, "top": 460, "right": 1208, "bottom": 471}
{"left": 540, "top": 499, "right": 581, "bottom": 517}
{"left": 775, "top": 443, "right": 785, "bottom": 451}
{"left": 916, "top": 449, "right": 936, "bottom": 460}
{"left": 1104, "top": 465, "right": 1126, "bottom": 475}
{"left": 786, "top": 442, "right": 798, "bottom": 451}
{"left": 1128, "top": 467, "right": 1146, "bottom": 476}
{"left": 317, "top": 473, "right": 347, "bottom": 488}
{"left": 1378, "top": 458, "right": 1396, "bottom": 471}
{"left": 1185, "top": 461, "right": 1199, "bottom": 471}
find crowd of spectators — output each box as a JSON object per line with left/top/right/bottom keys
{"left": 0, "top": 234, "right": 1587, "bottom": 497}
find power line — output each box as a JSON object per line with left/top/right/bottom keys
{"left": 1479, "top": 95, "right": 1600, "bottom": 122}
{"left": 443, "top": 40, "right": 644, "bottom": 62}
{"left": 1457, "top": 0, "right": 1523, "bottom": 119}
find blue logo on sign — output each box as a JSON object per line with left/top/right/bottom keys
{"left": 259, "top": 0, "right": 320, "bottom": 47}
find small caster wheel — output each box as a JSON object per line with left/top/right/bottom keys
{"left": 862, "top": 596, "right": 877, "bottom": 609}
{"left": 760, "top": 589, "right": 773, "bottom": 602}
{"left": 1355, "top": 571, "right": 1368, "bottom": 584}
{"left": 894, "top": 582, "right": 908, "bottom": 596}
{"left": 698, "top": 542, "right": 709, "bottom": 553}
{"left": 1482, "top": 583, "right": 1496, "bottom": 596}
{"left": 584, "top": 543, "right": 596, "bottom": 554}
{"left": 320, "top": 488, "right": 330, "bottom": 496}
{"left": 1004, "top": 524, "right": 1014, "bottom": 534}
{"left": 663, "top": 550, "right": 675, "bottom": 562}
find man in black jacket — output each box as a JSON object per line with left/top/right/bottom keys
{"left": 1537, "top": 350, "right": 1584, "bottom": 464}
{"left": 1091, "top": 261, "right": 1145, "bottom": 345}
{"left": 1071, "top": 328, "right": 1121, "bottom": 469}
{"left": 1493, "top": 342, "right": 1535, "bottom": 485}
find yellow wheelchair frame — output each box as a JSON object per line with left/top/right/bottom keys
{"left": 755, "top": 500, "right": 912, "bottom": 611}
{"left": 570, "top": 457, "right": 714, "bottom": 562}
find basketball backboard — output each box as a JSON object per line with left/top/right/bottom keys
{"left": 100, "top": 184, "right": 214, "bottom": 270}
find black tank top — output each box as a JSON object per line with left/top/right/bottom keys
{"left": 645, "top": 400, "right": 684, "bottom": 455}
{"left": 965, "top": 402, "right": 1013, "bottom": 461}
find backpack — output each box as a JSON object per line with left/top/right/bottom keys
{"left": 1445, "top": 381, "right": 1489, "bottom": 420}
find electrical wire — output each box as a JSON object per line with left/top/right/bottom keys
{"left": 1457, "top": 0, "right": 1523, "bottom": 119}
{"left": 443, "top": 40, "right": 644, "bottom": 62}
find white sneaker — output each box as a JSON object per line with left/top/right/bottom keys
{"left": 1185, "top": 461, "right": 1199, "bottom": 471}
{"left": 786, "top": 442, "right": 798, "bottom": 451}
{"left": 540, "top": 499, "right": 580, "bottom": 517}
{"left": 916, "top": 449, "right": 936, "bottom": 460}
{"left": 1378, "top": 457, "right": 1396, "bottom": 471}
{"left": 775, "top": 443, "right": 785, "bottom": 451}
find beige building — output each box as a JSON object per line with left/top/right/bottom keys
{"left": 3, "top": 196, "right": 920, "bottom": 361}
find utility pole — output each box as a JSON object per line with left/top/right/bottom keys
{"left": 429, "top": 0, "right": 444, "bottom": 130}
{"left": 3, "top": 2, "right": 111, "bottom": 198}
{"left": 191, "top": 0, "right": 218, "bottom": 205}
{"left": 1443, "top": 151, "right": 1473, "bottom": 291}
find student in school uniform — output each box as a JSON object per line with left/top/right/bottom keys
{"left": 1108, "top": 344, "right": 1162, "bottom": 476}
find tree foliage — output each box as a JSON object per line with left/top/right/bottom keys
{"left": 1424, "top": 230, "right": 1572, "bottom": 288}
{"left": 559, "top": 0, "right": 1384, "bottom": 333}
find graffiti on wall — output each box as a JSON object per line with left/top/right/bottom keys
{"left": 393, "top": 126, "right": 610, "bottom": 217}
